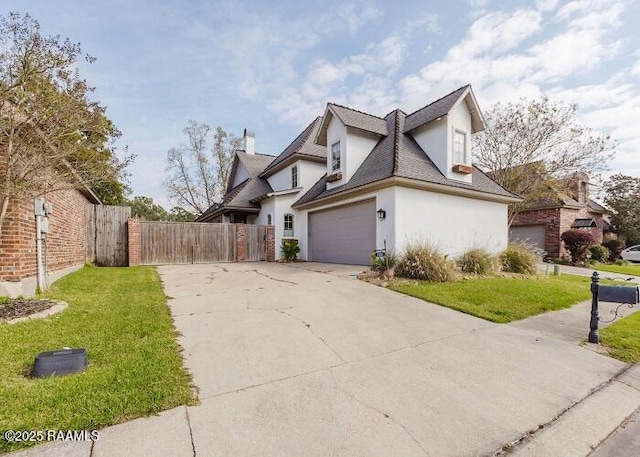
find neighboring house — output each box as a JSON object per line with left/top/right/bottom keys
{"left": 0, "top": 185, "right": 101, "bottom": 296}
{"left": 509, "top": 171, "right": 608, "bottom": 259}
{"left": 198, "top": 85, "right": 520, "bottom": 264}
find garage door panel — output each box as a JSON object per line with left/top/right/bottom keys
{"left": 509, "top": 225, "right": 546, "bottom": 251}
{"left": 309, "top": 200, "right": 375, "bottom": 265}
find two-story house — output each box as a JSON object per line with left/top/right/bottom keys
{"left": 197, "top": 85, "right": 520, "bottom": 264}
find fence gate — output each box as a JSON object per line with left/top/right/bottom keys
{"left": 246, "top": 225, "right": 267, "bottom": 261}
{"left": 86, "top": 205, "right": 131, "bottom": 266}
{"left": 139, "top": 222, "right": 237, "bottom": 264}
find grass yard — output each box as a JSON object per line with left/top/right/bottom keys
{"left": 593, "top": 262, "right": 640, "bottom": 277}
{"left": 389, "top": 274, "right": 593, "bottom": 323}
{"left": 600, "top": 311, "right": 640, "bottom": 363}
{"left": 0, "top": 266, "right": 196, "bottom": 453}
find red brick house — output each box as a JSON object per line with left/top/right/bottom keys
{"left": 509, "top": 172, "right": 607, "bottom": 259}
{"left": 0, "top": 186, "right": 101, "bottom": 297}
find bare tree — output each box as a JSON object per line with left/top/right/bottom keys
{"left": 164, "top": 121, "right": 240, "bottom": 215}
{"left": 473, "top": 97, "right": 615, "bottom": 224}
{"left": 0, "top": 12, "right": 130, "bottom": 236}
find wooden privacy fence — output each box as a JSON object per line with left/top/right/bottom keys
{"left": 133, "top": 221, "right": 271, "bottom": 265}
{"left": 86, "top": 205, "right": 131, "bottom": 266}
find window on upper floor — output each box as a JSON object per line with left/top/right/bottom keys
{"left": 291, "top": 165, "right": 298, "bottom": 188}
{"left": 579, "top": 181, "right": 587, "bottom": 203}
{"left": 331, "top": 142, "right": 341, "bottom": 172}
{"left": 267, "top": 214, "right": 272, "bottom": 225}
{"left": 453, "top": 129, "right": 467, "bottom": 164}
{"left": 284, "top": 213, "right": 294, "bottom": 237}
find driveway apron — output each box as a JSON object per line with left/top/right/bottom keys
{"left": 157, "top": 262, "right": 627, "bottom": 456}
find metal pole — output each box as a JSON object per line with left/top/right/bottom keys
{"left": 589, "top": 271, "right": 600, "bottom": 344}
{"left": 35, "top": 215, "right": 45, "bottom": 292}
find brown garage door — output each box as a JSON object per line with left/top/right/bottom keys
{"left": 309, "top": 199, "right": 376, "bottom": 265}
{"left": 509, "top": 225, "right": 546, "bottom": 251}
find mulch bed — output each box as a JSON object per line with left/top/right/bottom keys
{"left": 0, "top": 299, "right": 58, "bottom": 321}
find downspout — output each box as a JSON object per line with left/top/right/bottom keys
{"left": 35, "top": 213, "right": 45, "bottom": 293}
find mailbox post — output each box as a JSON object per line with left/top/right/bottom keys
{"left": 589, "top": 271, "right": 639, "bottom": 344}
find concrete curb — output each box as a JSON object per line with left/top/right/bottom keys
{"left": 494, "top": 364, "right": 640, "bottom": 456}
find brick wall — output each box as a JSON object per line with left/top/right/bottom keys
{"left": 512, "top": 206, "right": 604, "bottom": 259}
{"left": 0, "top": 189, "right": 91, "bottom": 282}
{"left": 127, "top": 219, "right": 141, "bottom": 266}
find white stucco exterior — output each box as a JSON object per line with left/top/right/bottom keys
{"left": 411, "top": 96, "right": 474, "bottom": 184}
{"left": 391, "top": 187, "right": 508, "bottom": 256}
{"left": 324, "top": 115, "right": 379, "bottom": 190}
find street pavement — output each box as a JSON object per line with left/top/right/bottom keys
{"left": 7, "top": 262, "right": 640, "bottom": 456}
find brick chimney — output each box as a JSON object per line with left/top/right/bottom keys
{"left": 243, "top": 128, "right": 255, "bottom": 155}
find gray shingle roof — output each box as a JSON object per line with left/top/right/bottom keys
{"left": 196, "top": 150, "right": 275, "bottom": 222}
{"left": 294, "top": 109, "right": 518, "bottom": 207}
{"left": 327, "top": 104, "right": 388, "bottom": 136}
{"left": 403, "top": 85, "right": 470, "bottom": 133}
{"left": 260, "top": 117, "right": 325, "bottom": 177}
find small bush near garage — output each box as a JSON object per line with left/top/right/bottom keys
{"left": 371, "top": 250, "right": 398, "bottom": 272}
{"left": 561, "top": 229, "right": 596, "bottom": 264}
{"left": 395, "top": 243, "right": 458, "bottom": 282}
{"left": 603, "top": 239, "right": 625, "bottom": 261}
{"left": 589, "top": 244, "right": 610, "bottom": 263}
{"left": 500, "top": 244, "right": 537, "bottom": 275}
{"left": 281, "top": 239, "right": 300, "bottom": 261}
{"left": 457, "top": 248, "right": 497, "bottom": 275}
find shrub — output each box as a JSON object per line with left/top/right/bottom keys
{"left": 615, "top": 258, "right": 630, "bottom": 266}
{"left": 371, "top": 249, "right": 398, "bottom": 272}
{"left": 500, "top": 244, "right": 537, "bottom": 275}
{"left": 589, "top": 244, "right": 610, "bottom": 263}
{"left": 280, "top": 239, "right": 300, "bottom": 262}
{"left": 395, "top": 243, "right": 458, "bottom": 282}
{"left": 457, "top": 248, "right": 496, "bottom": 275}
{"left": 602, "top": 239, "right": 625, "bottom": 261}
{"left": 561, "top": 229, "right": 597, "bottom": 264}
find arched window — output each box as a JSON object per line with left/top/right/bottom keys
{"left": 284, "top": 213, "right": 294, "bottom": 237}
{"left": 267, "top": 214, "right": 272, "bottom": 225}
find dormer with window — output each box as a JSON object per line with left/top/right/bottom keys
{"left": 316, "top": 104, "right": 386, "bottom": 190}
{"left": 407, "top": 85, "right": 483, "bottom": 184}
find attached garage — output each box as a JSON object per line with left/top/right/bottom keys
{"left": 509, "top": 225, "right": 546, "bottom": 251}
{"left": 308, "top": 199, "right": 376, "bottom": 265}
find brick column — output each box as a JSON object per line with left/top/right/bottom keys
{"left": 127, "top": 218, "right": 141, "bottom": 266}
{"left": 266, "top": 225, "right": 275, "bottom": 262}
{"left": 236, "top": 223, "right": 246, "bottom": 262}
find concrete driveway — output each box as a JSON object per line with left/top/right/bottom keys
{"left": 158, "top": 262, "right": 637, "bottom": 456}
{"left": 14, "top": 262, "right": 638, "bottom": 457}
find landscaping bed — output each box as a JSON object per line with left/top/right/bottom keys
{"left": 0, "top": 266, "right": 196, "bottom": 453}
{"left": 0, "top": 298, "right": 57, "bottom": 321}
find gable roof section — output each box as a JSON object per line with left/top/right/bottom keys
{"left": 260, "top": 117, "right": 326, "bottom": 177}
{"left": 226, "top": 150, "right": 275, "bottom": 194}
{"left": 316, "top": 104, "right": 388, "bottom": 146}
{"left": 198, "top": 150, "right": 275, "bottom": 222}
{"left": 403, "top": 84, "right": 485, "bottom": 134}
{"left": 294, "top": 109, "right": 518, "bottom": 208}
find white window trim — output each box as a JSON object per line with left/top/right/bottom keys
{"left": 284, "top": 213, "right": 294, "bottom": 237}
{"left": 291, "top": 165, "right": 298, "bottom": 188}
{"left": 331, "top": 142, "right": 341, "bottom": 172}
{"left": 453, "top": 128, "right": 467, "bottom": 165}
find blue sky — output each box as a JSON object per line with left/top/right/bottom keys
{"left": 5, "top": 0, "right": 640, "bottom": 207}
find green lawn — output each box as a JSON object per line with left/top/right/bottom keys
{"left": 0, "top": 266, "right": 196, "bottom": 453}
{"left": 389, "top": 274, "right": 593, "bottom": 323}
{"left": 600, "top": 311, "right": 640, "bottom": 363}
{"left": 593, "top": 262, "right": 640, "bottom": 277}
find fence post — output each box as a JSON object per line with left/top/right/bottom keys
{"left": 236, "top": 223, "right": 246, "bottom": 262}
{"left": 266, "top": 225, "right": 275, "bottom": 262}
{"left": 127, "top": 218, "right": 141, "bottom": 266}
{"left": 589, "top": 271, "right": 600, "bottom": 344}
